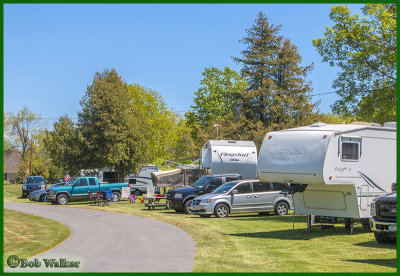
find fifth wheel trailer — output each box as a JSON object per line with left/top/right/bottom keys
{"left": 257, "top": 122, "right": 396, "bottom": 221}
{"left": 200, "top": 140, "right": 257, "bottom": 179}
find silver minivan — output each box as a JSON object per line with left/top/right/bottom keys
{"left": 188, "top": 179, "right": 293, "bottom": 218}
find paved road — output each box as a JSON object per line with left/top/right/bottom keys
{"left": 4, "top": 202, "right": 195, "bottom": 272}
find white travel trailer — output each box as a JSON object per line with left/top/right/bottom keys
{"left": 201, "top": 140, "right": 257, "bottom": 179}
{"left": 257, "top": 122, "right": 396, "bottom": 222}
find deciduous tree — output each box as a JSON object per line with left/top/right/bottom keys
{"left": 313, "top": 4, "right": 396, "bottom": 123}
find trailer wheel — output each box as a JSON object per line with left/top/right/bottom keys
{"left": 274, "top": 201, "right": 289, "bottom": 216}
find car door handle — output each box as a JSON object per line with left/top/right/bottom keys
{"left": 247, "top": 195, "right": 252, "bottom": 198}
{"left": 254, "top": 195, "right": 259, "bottom": 198}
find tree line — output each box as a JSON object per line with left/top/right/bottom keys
{"left": 4, "top": 4, "right": 396, "bottom": 182}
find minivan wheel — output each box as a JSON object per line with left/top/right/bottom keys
{"left": 57, "top": 194, "right": 69, "bottom": 205}
{"left": 274, "top": 201, "right": 289, "bottom": 216}
{"left": 214, "top": 204, "right": 229, "bottom": 218}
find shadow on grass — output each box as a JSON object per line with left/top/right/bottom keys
{"left": 354, "top": 240, "right": 397, "bottom": 249}
{"left": 346, "top": 258, "right": 396, "bottom": 269}
{"left": 228, "top": 227, "right": 369, "bottom": 240}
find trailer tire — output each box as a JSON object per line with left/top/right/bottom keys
{"left": 274, "top": 201, "right": 289, "bottom": 216}
{"left": 57, "top": 194, "right": 69, "bottom": 205}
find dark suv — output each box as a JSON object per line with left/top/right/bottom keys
{"left": 21, "top": 176, "right": 46, "bottom": 198}
{"left": 166, "top": 174, "right": 242, "bottom": 214}
{"left": 370, "top": 192, "right": 396, "bottom": 243}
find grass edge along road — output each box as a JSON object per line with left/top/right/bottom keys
{"left": 3, "top": 208, "right": 71, "bottom": 267}
{"left": 3, "top": 183, "right": 396, "bottom": 272}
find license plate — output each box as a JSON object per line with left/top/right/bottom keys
{"left": 389, "top": 225, "right": 397, "bottom": 232}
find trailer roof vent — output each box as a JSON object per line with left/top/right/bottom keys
{"left": 384, "top": 122, "right": 396, "bottom": 128}
{"left": 227, "top": 140, "right": 237, "bottom": 143}
{"left": 310, "top": 122, "right": 326, "bottom": 127}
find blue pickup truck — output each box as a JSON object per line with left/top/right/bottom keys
{"left": 46, "top": 177, "right": 128, "bottom": 205}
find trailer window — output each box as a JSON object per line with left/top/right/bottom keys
{"left": 341, "top": 142, "right": 359, "bottom": 160}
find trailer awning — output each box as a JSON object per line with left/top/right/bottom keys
{"left": 151, "top": 169, "right": 182, "bottom": 187}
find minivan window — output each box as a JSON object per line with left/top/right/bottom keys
{"left": 235, "top": 182, "right": 251, "bottom": 194}
{"left": 253, "top": 182, "right": 271, "bottom": 193}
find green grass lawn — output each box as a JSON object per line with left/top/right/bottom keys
{"left": 3, "top": 208, "right": 71, "bottom": 267}
{"left": 3, "top": 183, "right": 396, "bottom": 272}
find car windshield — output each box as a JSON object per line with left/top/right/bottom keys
{"left": 192, "top": 176, "right": 213, "bottom": 188}
{"left": 212, "top": 181, "right": 241, "bottom": 194}
{"left": 25, "top": 177, "right": 44, "bottom": 184}
{"left": 64, "top": 178, "right": 77, "bottom": 186}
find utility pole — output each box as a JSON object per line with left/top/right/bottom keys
{"left": 30, "top": 134, "right": 34, "bottom": 175}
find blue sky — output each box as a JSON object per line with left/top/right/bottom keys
{"left": 4, "top": 4, "right": 363, "bottom": 126}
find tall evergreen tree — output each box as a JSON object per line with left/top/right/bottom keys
{"left": 233, "top": 12, "right": 317, "bottom": 130}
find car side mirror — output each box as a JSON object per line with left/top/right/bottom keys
{"left": 231, "top": 189, "right": 238, "bottom": 195}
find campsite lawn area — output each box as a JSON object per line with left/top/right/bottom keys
{"left": 3, "top": 208, "right": 71, "bottom": 267}
{"left": 3, "top": 183, "right": 396, "bottom": 272}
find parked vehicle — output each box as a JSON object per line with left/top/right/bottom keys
{"left": 167, "top": 174, "right": 242, "bottom": 213}
{"left": 370, "top": 191, "right": 396, "bottom": 243}
{"left": 189, "top": 180, "right": 292, "bottom": 218}
{"left": 21, "top": 176, "right": 46, "bottom": 198}
{"left": 125, "top": 165, "right": 159, "bottom": 195}
{"left": 46, "top": 177, "right": 128, "bottom": 205}
{"left": 201, "top": 140, "right": 257, "bottom": 179}
{"left": 257, "top": 122, "right": 396, "bottom": 225}
{"left": 29, "top": 182, "right": 66, "bottom": 202}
